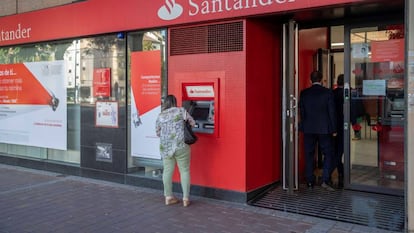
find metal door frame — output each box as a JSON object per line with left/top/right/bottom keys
{"left": 344, "top": 20, "right": 404, "bottom": 196}
{"left": 282, "top": 20, "right": 299, "bottom": 194}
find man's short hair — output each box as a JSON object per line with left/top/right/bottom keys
{"left": 337, "top": 74, "right": 344, "bottom": 86}
{"left": 310, "top": 71, "right": 323, "bottom": 83}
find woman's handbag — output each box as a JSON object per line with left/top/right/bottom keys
{"left": 184, "top": 120, "right": 198, "bottom": 145}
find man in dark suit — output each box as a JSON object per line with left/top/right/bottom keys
{"left": 299, "top": 71, "right": 337, "bottom": 191}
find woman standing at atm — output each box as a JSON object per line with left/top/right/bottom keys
{"left": 155, "top": 95, "right": 195, "bottom": 207}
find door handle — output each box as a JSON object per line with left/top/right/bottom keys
{"left": 344, "top": 82, "right": 350, "bottom": 100}
{"left": 289, "top": 95, "right": 297, "bottom": 118}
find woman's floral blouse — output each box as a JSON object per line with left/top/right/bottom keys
{"left": 155, "top": 107, "right": 195, "bottom": 158}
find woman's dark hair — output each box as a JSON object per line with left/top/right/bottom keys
{"left": 162, "top": 95, "right": 177, "bottom": 110}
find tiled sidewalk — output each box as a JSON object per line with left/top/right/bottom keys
{"left": 0, "top": 164, "right": 402, "bottom": 233}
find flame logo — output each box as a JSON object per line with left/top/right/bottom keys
{"left": 158, "top": 0, "right": 183, "bottom": 21}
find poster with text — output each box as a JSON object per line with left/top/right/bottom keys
{"left": 130, "top": 51, "right": 161, "bottom": 159}
{"left": 371, "top": 39, "right": 404, "bottom": 63}
{"left": 0, "top": 61, "right": 67, "bottom": 150}
{"left": 95, "top": 101, "right": 118, "bottom": 128}
{"left": 93, "top": 68, "right": 111, "bottom": 97}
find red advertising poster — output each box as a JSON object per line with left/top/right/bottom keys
{"left": 371, "top": 39, "right": 404, "bottom": 62}
{"left": 130, "top": 50, "right": 161, "bottom": 159}
{"left": 93, "top": 68, "right": 111, "bottom": 97}
{"left": 131, "top": 51, "right": 161, "bottom": 115}
{"left": 0, "top": 63, "right": 51, "bottom": 105}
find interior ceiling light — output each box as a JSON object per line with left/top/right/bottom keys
{"left": 331, "top": 42, "right": 344, "bottom": 47}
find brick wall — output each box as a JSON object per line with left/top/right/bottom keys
{"left": 0, "top": 0, "right": 75, "bottom": 17}
{"left": 0, "top": 0, "right": 17, "bottom": 16}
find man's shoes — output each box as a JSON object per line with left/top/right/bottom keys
{"left": 307, "top": 182, "right": 314, "bottom": 190}
{"left": 321, "top": 182, "right": 335, "bottom": 191}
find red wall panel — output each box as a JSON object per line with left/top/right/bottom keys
{"left": 169, "top": 51, "right": 247, "bottom": 192}
{"left": 168, "top": 20, "right": 283, "bottom": 193}
{"left": 245, "top": 19, "right": 282, "bottom": 191}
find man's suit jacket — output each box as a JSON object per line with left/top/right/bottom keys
{"left": 299, "top": 84, "right": 337, "bottom": 134}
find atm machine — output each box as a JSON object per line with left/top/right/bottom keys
{"left": 181, "top": 82, "right": 216, "bottom": 135}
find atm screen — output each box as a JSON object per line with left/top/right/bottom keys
{"left": 392, "top": 98, "right": 404, "bottom": 111}
{"left": 192, "top": 107, "right": 210, "bottom": 121}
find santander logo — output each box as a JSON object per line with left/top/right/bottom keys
{"left": 158, "top": 0, "right": 183, "bottom": 20}
{"left": 157, "top": 0, "right": 296, "bottom": 21}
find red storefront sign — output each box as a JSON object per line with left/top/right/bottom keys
{"left": 0, "top": 0, "right": 363, "bottom": 46}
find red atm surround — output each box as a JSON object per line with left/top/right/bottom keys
{"left": 168, "top": 19, "right": 281, "bottom": 193}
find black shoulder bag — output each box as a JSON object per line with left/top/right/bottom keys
{"left": 184, "top": 111, "right": 197, "bottom": 145}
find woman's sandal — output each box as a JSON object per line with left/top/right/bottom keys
{"left": 165, "top": 197, "right": 180, "bottom": 205}
{"left": 183, "top": 199, "right": 191, "bottom": 207}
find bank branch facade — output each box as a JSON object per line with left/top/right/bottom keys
{"left": 1, "top": 0, "right": 414, "bottom": 231}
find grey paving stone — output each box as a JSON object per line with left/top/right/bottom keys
{"left": 0, "top": 164, "right": 402, "bottom": 233}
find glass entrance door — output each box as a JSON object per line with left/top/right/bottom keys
{"left": 345, "top": 23, "right": 405, "bottom": 194}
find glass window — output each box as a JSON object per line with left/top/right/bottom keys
{"left": 0, "top": 40, "right": 81, "bottom": 164}
{"left": 349, "top": 24, "right": 404, "bottom": 190}
{"left": 76, "top": 34, "right": 127, "bottom": 169}
{"left": 78, "top": 35, "right": 127, "bottom": 105}
{"left": 127, "top": 30, "right": 167, "bottom": 178}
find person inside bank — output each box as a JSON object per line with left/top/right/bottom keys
{"left": 299, "top": 71, "right": 337, "bottom": 191}
{"left": 333, "top": 74, "right": 345, "bottom": 188}
{"left": 155, "top": 94, "right": 195, "bottom": 207}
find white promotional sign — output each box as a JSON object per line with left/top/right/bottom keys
{"left": 0, "top": 61, "right": 67, "bottom": 150}
{"left": 96, "top": 101, "right": 118, "bottom": 128}
{"left": 363, "top": 80, "right": 386, "bottom": 96}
